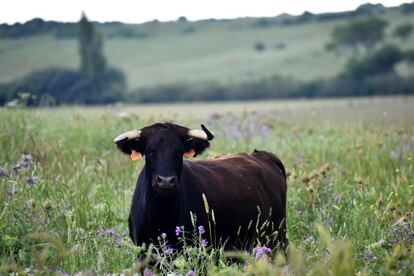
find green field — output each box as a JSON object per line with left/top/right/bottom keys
{"left": 1, "top": 97, "right": 413, "bottom": 274}
{"left": 1, "top": 9, "right": 413, "bottom": 90}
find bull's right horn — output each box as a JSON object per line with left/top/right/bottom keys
{"left": 114, "top": 129, "right": 142, "bottom": 143}
{"left": 188, "top": 124, "right": 214, "bottom": 141}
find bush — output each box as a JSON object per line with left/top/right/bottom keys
{"left": 354, "top": 3, "right": 386, "bottom": 16}
{"left": 328, "top": 17, "right": 388, "bottom": 53}
{"left": 254, "top": 42, "right": 266, "bottom": 52}
{"left": 393, "top": 23, "right": 413, "bottom": 40}
{"left": 0, "top": 67, "right": 126, "bottom": 106}
{"left": 177, "top": 16, "right": 188, "bottom": 23}
{"left": 341, "top": 44, "right": 403, "bottom": 80}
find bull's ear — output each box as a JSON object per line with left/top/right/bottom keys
{"left": 184, "top": 138, "right": 210, "bottom": 158}
{"left": 115, "top": 139, "right": 145, "bottom": 160}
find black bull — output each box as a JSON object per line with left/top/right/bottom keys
{"left": 114, "top": 123, "right": 288, "bottom": 250}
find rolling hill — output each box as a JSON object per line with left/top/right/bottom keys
{"left": 0, "top": 3, "right": 413, "bottom": 90}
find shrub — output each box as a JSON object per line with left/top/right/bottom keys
{"left": 393, "top": 23, "right": 413, "bottom": 41}
{"left": 0, "top": 67, "right": 125, "bottom": 106}
{"left": 328, "top": 17, "right": 388, "bottom": 53}
{"left": 354, "top": 3, "right": 386, "bottom": 16}
{"left": 254, "top": 42, "right": 266, "bottom": 52}
{"left": 341, "top": 44, "right": 403, "bottom": 80}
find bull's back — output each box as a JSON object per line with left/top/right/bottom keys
{"left": 180, "top": 151, "right": 287, "bottom": 246}
{"left": 183, "top": 151, "right": 286, "bottom": 198}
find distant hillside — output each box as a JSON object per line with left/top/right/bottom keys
{"left": 0, "top": 2, "right": 413, "bottom": 90}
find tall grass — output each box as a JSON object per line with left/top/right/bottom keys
{"left": 0, "top": 102, "right": 413, "bottom": 274}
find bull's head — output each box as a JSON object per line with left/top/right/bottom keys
{"left": 114, "top": 123, "right": 214, "bottom": 192}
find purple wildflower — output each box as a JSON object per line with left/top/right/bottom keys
{"left": 56, "top": 268, "right": 69, "bottom": 276}
{"left": 402, "top": 221, "right": 410, "bottom": 230}
{"left": 389, "top": 216, "right": 414, "bottom": 245}
{"left": 198, "top": 225, "right": 205, "bottom": 235}
{"left": 0, "top": 167, "right": 10, "bottom": 178}
{"left": 97, "top": 227, "right": 125, "bottom": 243}
{"left": 13, "top": 154, "right": 34, "bottom": 172}
{"left": 26, "top": 175, "right": 39, "bottom": 186}
{"left": 186, "top": 269, "right": 195, "bottom": 276}
{"left": 143, "top": 268, "right": 154, "bottom": 276}
{"left": 201, "top": 239, "right": 208, "bottom": 247}
{"left": 258, "top": 124, "right": 271, "bottom": 137}
{"left": 229, "top": 124, "right": 243, "bottom": 140}
{"left": 332, "top": 194, "right": 342, "bottom": 203}
{"left": 161, "top": 232, "right": 167, "bottom": 239}
{"left": 362, "top": 249, "right": 377, "bottom": 261}
{"left": 254, "top": 245, "right": 271, "bottom": 259}
{"left": 97, "top": 228, "right": 105, "bottom": 238}
{"left": 327, "top": 217, "right": 334, "bottom": 226}
{"left": 175, "top": 226, "right": 182, "bottom": 236}
{"left": 165, "top": 247, "right": 173, "bottom": 255}
{"left": 306, "top": 236, "right": 315, "bottom": 243}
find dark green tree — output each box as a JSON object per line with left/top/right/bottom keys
{"left": 341, "top": 44, "right": 403, "bottom": 80}
{"left": 327, "top": 17, "right": 388, "bottom": 54}
{"left": 78, "top": 13, "right": 106, "bottom": 80}
{"left": 393, "top": 23, "right": 413, "bottom": 41}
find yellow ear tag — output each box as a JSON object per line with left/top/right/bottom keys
{"left": 130, "top": 150, "right": 142, "bottom": 161}
{"left": 184, "top": 149, "right": 196, "bottom": 158}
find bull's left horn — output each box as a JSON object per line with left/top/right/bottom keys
{"left": 114, "top": 129, "right": 142, "bottom": 143}
{"left": 188, "top": 124, "right": 214, "bottom": 141}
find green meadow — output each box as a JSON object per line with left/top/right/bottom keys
{"left": 0, "top": 96, "right": 413, "bottom": 274}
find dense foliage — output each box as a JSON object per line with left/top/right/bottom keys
{"left": 393, "top": 23, "right": 414, "bottom": 40}
{"left": 0, "top": 67, "right": 125, "bottom": 105}
{"left": 327, "top": 17, "right": 388, "bottom": 53}
{"left": 0, "top": 100, "right": 413, "bottom": 274}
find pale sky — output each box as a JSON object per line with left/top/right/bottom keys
{"left": 0, "top": 0, "right": 408, "bottom": 24}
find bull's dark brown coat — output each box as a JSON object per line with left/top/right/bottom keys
{"left": 115, "top": 123, "right": 287, "bottom": 250}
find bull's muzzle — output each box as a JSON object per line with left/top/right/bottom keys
{"left": 153, "top": 175, "right": 177, "bottom": 190}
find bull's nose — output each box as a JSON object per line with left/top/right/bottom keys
{"left": 154, "top": 175, "right": 177, "bottom": 189}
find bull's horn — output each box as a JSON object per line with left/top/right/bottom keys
{"left": 114, "top": 129, "right": 142, "bottom": 143}
{"left": 188, "top": 124, "right": 214, "bottom": 141}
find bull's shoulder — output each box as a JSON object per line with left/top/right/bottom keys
{"left": 184, "top": 151, "right": 285, "bottom": 177}
{"left": 187, "top": 152, "right": 250, "bottom": 167}
{"left": 251, "top": 149, "right": 286, "bottom": 178}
